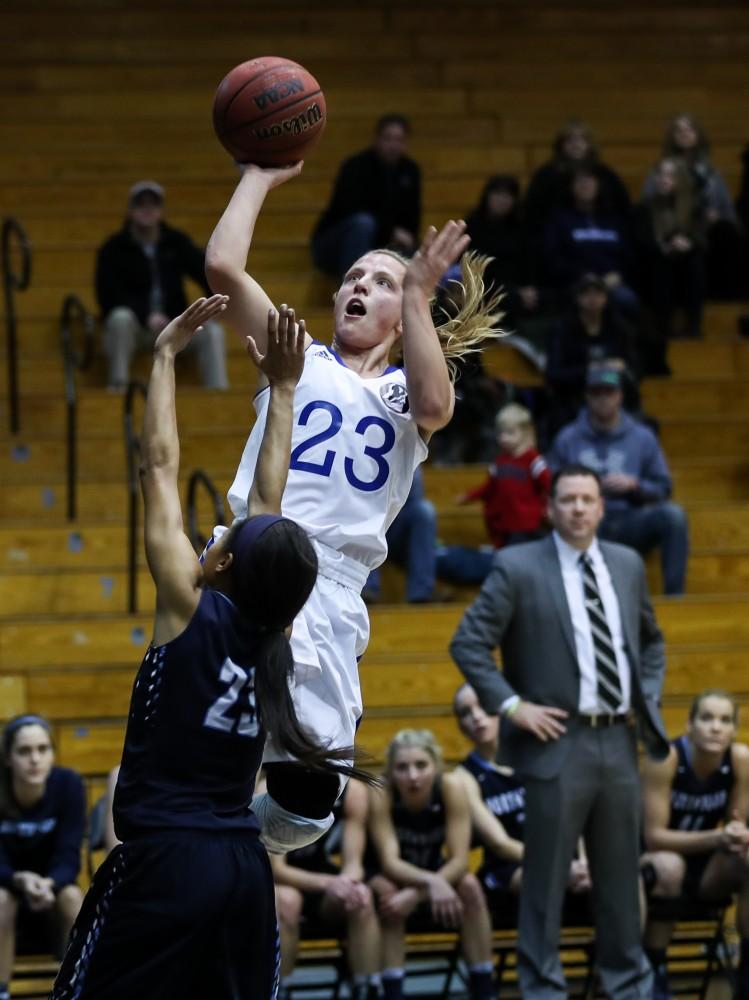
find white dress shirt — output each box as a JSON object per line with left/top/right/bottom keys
{"left": 552, "top": 532, "right": 631, "bottom": 714}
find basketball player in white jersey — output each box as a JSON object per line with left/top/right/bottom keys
{"left": 205, "top": 162, "right": 501, "bottom": 830}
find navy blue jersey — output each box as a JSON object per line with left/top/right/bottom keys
{"left": 0, "top": 766, "right": 86, "bottom": 890}
{"left": 391, "top": 778, "right": 446, "bottom": 873}
{"left": 460, "top": 751, "right": 526, "bottom": 845}
{"left": 669, "top": 735, "right": 734, "bottom": 834}
{"left": 114, "top": 589, "right": 266, "bottom": 840}
{"left": 287, "top": 790, "right": 345, "bottom": 876}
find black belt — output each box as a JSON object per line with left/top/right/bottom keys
{"left": 578, "top": 713, "right": 628, "bottom": 729}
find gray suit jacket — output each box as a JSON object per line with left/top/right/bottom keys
{"left": 449, "top": 535, "right": 670, "bottom": 779}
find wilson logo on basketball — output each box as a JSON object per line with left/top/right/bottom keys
{"left": 252, "top": 78, "right": 305, "bottom": 111}
{"left": 252, "top": 102, "right": 324, "bottom": 140}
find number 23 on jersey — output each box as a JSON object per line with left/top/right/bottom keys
{"left": 204, "top": 659, "right": 259, "bottom": 738}
{"left": 289, "top": 400, "right": 396, "bottom": 493}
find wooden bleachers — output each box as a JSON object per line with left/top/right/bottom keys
{"left": 2, "top": 1, "right": 749, "bottom": 993}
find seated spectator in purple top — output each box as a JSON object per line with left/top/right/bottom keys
{"left": 0, "top": 716, "right": 85, "bottom": 998}
{"left": 544, "top": 168, "right": 639, "bottom": 319}
{"left": 545, "top": 273, "right": 639, "bottom": 437}
{"left": 464, "top": 175, "right": 541, "bottom": 326}
{"left": 524, "top": 119, "right": 631, "bottom": 237}
{"left": 635, "top": 158, "right": 708, "bottom": 349}
{"left": 311, "top": 114, "right": 421, "bottom": 278}
{"left": 548, "top": 368, "right": 688, "bottom": 595}
{"left": 641, "top": 114, "right": 743, "bottom": 300}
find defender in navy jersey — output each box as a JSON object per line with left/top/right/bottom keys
{"left": 0, "top": 716, "right": 85, "bottom": 1000}
{"left": 52, "top": 298, "right": 352, "bottom": 1000}
{"left": 452, "top": 683, "right": 591, "bottom": 900}
{"left": 206, "top": 161, "right": 503, "bottom": 825}
{"left": 641, "top": 690, "right": 749, "bottom": 1000}
{"left": 368, "top": 730, "right": 495, "bottom": 1000}
{"left": 272, "top": 779, "right": 381, "bottom": 1000}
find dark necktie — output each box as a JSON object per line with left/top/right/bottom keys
{"left": 579, "top": 553, "right": 623, "bottom": 713}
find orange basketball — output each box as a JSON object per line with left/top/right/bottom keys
{"left": 213, "top": 57, "right": 326, "bottom": 166}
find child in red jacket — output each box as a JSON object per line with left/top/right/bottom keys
{"left": 457, "top": 403, "right": 550, "bottom": 548}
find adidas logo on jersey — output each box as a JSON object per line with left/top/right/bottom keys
{"left": 313, "top": 349, "right": 333, "bottom": 361}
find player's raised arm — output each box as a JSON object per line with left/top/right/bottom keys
{"left": 140, "top": 294, "right": 229, "bottom": 634}
{"left": 246, "top": 305, "right": 306, "bottom": 516}
{"left": 205, "top": 164, "right": 310, "bottom": 359}
{"left": 400, "top": 222, "right": 469, "bottom": 435}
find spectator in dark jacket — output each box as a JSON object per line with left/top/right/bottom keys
{"left": 524, "top": 119, "right": 631, "bottom": 237}
{"left": 545, "top": 273, "right": 639, "bottom": 435}
{"left": 642, "top": 114, "right": 743, "bottom": 299}
{"left": 464, "top": 175, "right": 541, "bottom": 325}
{"left": 544, "top": 168, "right": 639, "bottom": 318}
{"left": 635, "top": 158, "right": 708, "bottom": 347}
{"left": 0, "top": 716, "right": 85, "bottom": 995}
{"left": 311, "top": 114, "right": 421, "bottom": 277}
{"left": 95, "top": 180, "right": 227, "bottom": 390}
{"left": 548, "top": 368, "right": 688, "bottom": 595}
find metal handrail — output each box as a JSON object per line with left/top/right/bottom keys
{"left": 60, "top": 295, "right": 95, "bottom": 521}
{"left": 186, "top": 469, "right": 226, "bottom": 554}
{"left": 2, "top": 217, "right": 32, "bottom": 434}
{"left": 124, "top": 380, "right": 147, "bottom": 614}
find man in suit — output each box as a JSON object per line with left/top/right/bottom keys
{"left": 450, "top": 463, "right": 670, "bottom": 999}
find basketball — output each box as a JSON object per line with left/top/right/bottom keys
{"left": 212, "top": 57, "right": 326, "bottom": 166}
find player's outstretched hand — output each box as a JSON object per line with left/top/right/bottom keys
{"left": 240, "top": 161, "right": 304, "bottom": 191}
{"left": 247, "top": 304, "right": 306, "bottom": 388}
{"left": 154, "top": 295, "right": 229, "bottom": 356}
{"left": 403, "top": 220, "right": 471, "bottom": 297}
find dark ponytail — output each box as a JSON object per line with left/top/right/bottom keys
{"left": 253, "top": 631, "right": 375, "bottom": 785}
{"left": 227, "top": 517, "right": 377, "bottom": 786}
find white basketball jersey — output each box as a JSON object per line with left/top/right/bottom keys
{"left": 229, "top": 342, "right": 428, "bottom": 569}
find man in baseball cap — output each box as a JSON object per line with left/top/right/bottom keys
{"left": 95, "top": 181, "right": 227, "bottom": 391}
{"left": 548, "top": 364, "right": 689, "bottom": 594}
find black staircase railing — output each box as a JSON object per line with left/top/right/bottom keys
{"left": 2, "top": 217, "right": 32, "bottom": 434}
{"left": 59, "top": 295, "right": 95, "bottom": 521}
{"left": 186, "top": 469, "right": 226, "bottom": 554}
{"left": 124, "top": 380, "right": 147, "bottom": 614}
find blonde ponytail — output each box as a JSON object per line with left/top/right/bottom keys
{"left": 434, "top": 252, "right": 506, "bottom": 381}
{"left": 378, "top": 248, "right": 506, "bottom": 382}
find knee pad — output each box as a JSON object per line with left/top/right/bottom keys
{"left": 251, "top": 792, "right": 334, "bottom": 854}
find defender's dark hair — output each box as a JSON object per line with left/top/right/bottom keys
{"left": 225, "top": 518, "right": 376, "bottom": 785}
{"left": 550, "top": 464, "right": 602, "bottom": 497}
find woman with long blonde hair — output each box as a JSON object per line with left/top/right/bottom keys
{"left": 368, "top": 729, "right": 495, "bottom": 1000}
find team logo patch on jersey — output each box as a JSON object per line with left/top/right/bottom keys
{"left": 380, "top": 382, "right": 409, "bottom": 414}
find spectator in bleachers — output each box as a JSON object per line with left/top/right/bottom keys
{"left": 548, "top": 367, "right": 689, "bottom": 595}
{"left": 0, "top": 716, "right": 85, "bottom": 1000}
{"left": 95, "top": 180, "right": 228, "bottom": 391}
{"left": 640, "top": 690, "right": 749, "bottom": 1000}
{"left": 464, "top": 174, "right": 541, "bottom": 325}
{"left": 311, "top": 114, "right": 421, "bottom": 278}
{"left": 545, "top": 273, "right": 640, "bottom": 434}
{"left": 524, "top": 118, "right": 631, "bottom": 237}
{"left": 642, "top": 114, "right": 744, "bottom": 299}
{"left": 635, "top": 158, "right": 708, "bottom": 347}
{"left": 272, "top": 779, "right": 381, "bottom": 1000}
{"left": 543, "top": 167, "right": 639, "bottom": 318}
{"left": 368, "top": 729, "right": 495, "bottom": 1000}
{"left": 452, "top": 683, "right": 591, "bottom": 901}
{"left": 456, "top": 402, "right": 551, "bottom": 550}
